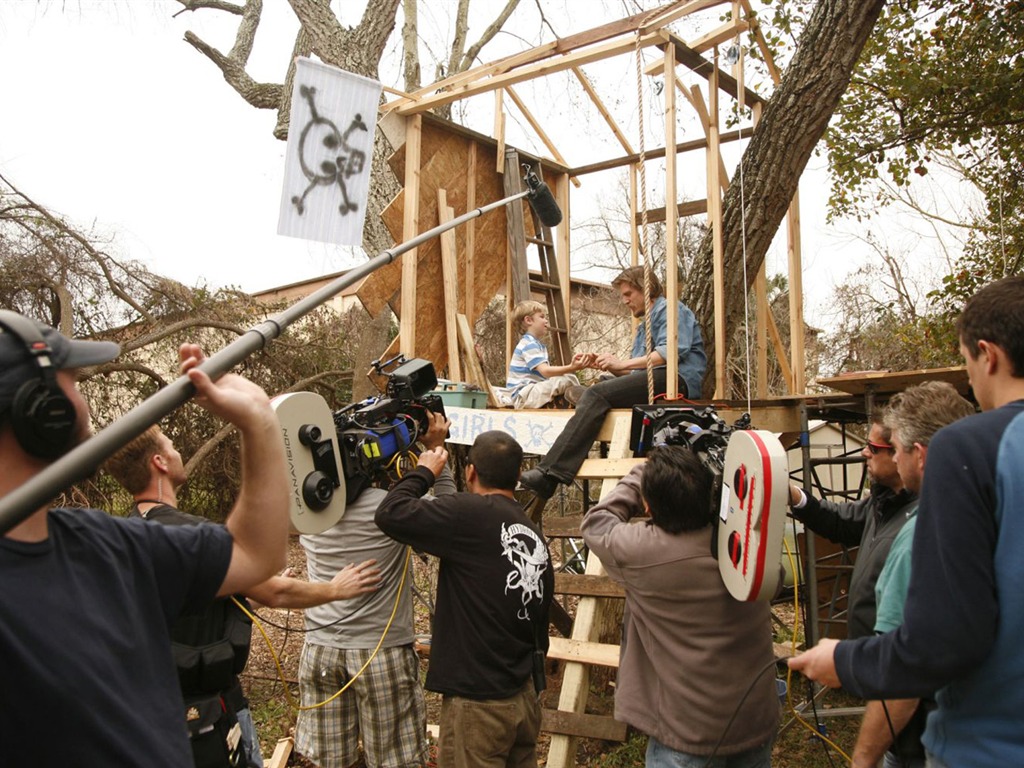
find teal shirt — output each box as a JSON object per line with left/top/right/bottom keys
{"left": 873, "top": 508, "right": 917, "bottom": 634}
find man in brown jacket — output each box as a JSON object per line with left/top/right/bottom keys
{"left": 581, "top": 446, "right": 779, "bottom": 766}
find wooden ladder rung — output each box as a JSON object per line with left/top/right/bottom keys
{"left": 555, "top": 573, "right": 625, "bottom": 599}
{"left": 541, "top": 710, "right": 628, "bottom": 742}
{"left": 530, "top": 279, "right": 560, "bottom": 290}
{"left": 526, "top": 235, "right": 554, "bottom": 247}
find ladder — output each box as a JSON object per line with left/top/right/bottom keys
{"left": 504, "top": 149, "right": 570, "bottom": 366}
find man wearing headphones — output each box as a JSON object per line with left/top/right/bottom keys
{"left": 0, "top": 311, "right": 290, "bottom": 767}
{"left": 105, "top": 424, "right": 384, "bottom": 768}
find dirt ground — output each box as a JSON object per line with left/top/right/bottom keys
{"left": 241, "top": 538, "right": 862, "bottom": 767}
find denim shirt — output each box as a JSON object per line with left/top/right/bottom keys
{"left": 629, "top": 296, "right": 707, "bottom": 397}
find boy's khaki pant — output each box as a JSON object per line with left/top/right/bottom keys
{"left": 437, "top": 680, "right": 541, "bottom": 768}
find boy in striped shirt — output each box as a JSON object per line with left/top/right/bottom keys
{"left": 505, "top": 300, "right": 592, "bottom": 409}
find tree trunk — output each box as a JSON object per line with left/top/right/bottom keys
{"left": 687, "top": 0, "right": 887, "bottom": 396}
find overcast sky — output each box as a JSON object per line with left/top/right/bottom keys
{"left": 0, "top": 0, "right": 966, "bottom": 332}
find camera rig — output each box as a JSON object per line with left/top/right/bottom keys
{"left": 271, "top": 356, "right": 445, "bottom": 534}
{"left": 629, "top": 404, "right": 787, "bottom": 602}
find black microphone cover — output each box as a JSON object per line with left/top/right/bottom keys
{"left": 526, "top": 180, "right": 563, "bottom": 228}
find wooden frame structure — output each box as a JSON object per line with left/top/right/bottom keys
{"left": 366, "top": 3, "right": 813, "bottom": 765}
{"left": 371, "top": 0, "right": 806, "bottom": 400}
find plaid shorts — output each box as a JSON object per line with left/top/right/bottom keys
{"left": 295, "top": 643, "right": 427, "bottom": 768}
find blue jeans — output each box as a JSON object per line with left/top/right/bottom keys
{"left": 538, "top": 369, "right": 685, "bottom": 483}
{"left": 236, "top": 707, "right": 264, "bottom": 768}
{"left": 884, "top": 751, "right": 925, "bottom": 768}
{"left": 645, "top": 736, "right": 772, "bottom": 768}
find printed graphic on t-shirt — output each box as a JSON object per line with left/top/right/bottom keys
{"left": 500, "top": 522, "right": 549, "bottom": 620}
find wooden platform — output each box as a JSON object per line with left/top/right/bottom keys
{"left": 816, "top": 366, "right": 969, "bottom": 396}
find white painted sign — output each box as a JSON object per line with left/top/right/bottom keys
{"left": 444, "top": 407, "right": 574, "bottom": 456}
{"left": 278, "top": 58, "right": 381, "bottom": 246}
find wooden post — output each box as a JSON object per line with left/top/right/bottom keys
{"left": 437, "top": 188, "right": 462, "bottom": 382}
{"left": 466, "top": 143, "right": 477, "bottom": 323}
{"left": 707, "top": 51, "right": 727, "bottom": 399}
{"left": 399, "top": 114, "right": 422, "bottom": 355}
{"left": 663, "top": 43, "right": 679, "bottom": 399}
{"left": 787, "top": 190, "right": 805, "bottom": 394}
{"left": 554, "top": 171, "right": 572, "bottom": 327}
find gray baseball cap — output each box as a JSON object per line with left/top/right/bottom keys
{"left": 0, "top": 317, "right": 120, "bottom": 409}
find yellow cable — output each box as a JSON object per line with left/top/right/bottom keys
{"left": 782, "top": 537, "right": 853, "bottom": 764}
{"left": 233, "top": 545, "right": 413, "bottom": 712}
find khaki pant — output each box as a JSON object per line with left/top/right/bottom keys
{"left": 437, "top": 680, "right": 540, "bottom": 768}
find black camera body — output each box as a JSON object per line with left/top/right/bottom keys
{"left": 332, "top": 357, "right": 446, "bottom": 503}
{"left": 629, "top": 404, "right": 749, "bottom": 506}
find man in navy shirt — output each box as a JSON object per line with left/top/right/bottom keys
{"left": 790, "top": 276, "right": 1024, "bottom": 767}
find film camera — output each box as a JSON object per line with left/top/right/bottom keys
{"left": 271, "top": 356, "right": 445, "bottom": 535}
{"left": 629, "top": 404, "right": 788, "bottom": 602}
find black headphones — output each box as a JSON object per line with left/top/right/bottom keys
{"left": 0, "top": 310, "right": 77, "bottom": 459}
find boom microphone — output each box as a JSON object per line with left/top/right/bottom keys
{"left": 0, "top": 169, "right": 567, "bottom": 535}
{"left": 524, "top": 168, "right": 563, "bottom": 228}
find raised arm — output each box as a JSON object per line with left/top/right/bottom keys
{"left": 177, "top": 344, "right": 290, "bottom": 597}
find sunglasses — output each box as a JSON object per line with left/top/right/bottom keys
{"left": 865, "top": 441, "right": 894, "bottom": 455}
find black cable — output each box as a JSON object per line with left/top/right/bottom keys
{"left": 700, "top": 656, "right": 789, "bottom": 768}
{"left": 248, "top": 595, "right": 370, "bottom": 632}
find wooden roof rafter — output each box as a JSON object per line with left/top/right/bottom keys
{"left": 382, "top": 0, "right": 715, "bottom": 114}
{"left": 390, "top": 29, "right": 672, "bottom": 116}
{"left": 644, "top": 31, "right": 764, "bottom": 107}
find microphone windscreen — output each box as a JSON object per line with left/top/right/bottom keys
{"left": 526, "top": 181, "right": 563, "bottom": 228}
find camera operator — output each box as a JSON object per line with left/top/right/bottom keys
{"left": 295, "top": 410, "right": 453, "bottom": 768}
{"left": 375, "top": 431, "right": 553, "bottom": 768}
{"left": 581, "top": 446, "right": 779, "bottom": 766}
{"left": 0, "top": 319, "right": 289, "bottom": 767}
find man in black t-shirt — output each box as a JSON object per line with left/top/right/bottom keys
{"left": 376, "top": 431, "right": 553, "bottom": 768}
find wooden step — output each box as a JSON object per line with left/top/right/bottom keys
{"left": 541, "top": 710, "right": 627, "bottom": 742}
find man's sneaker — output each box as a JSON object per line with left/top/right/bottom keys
{"left": 518, "top": 468, "right": 559, "bottom": 500}
{"left": 564, "top": 385, "right": 587, "bottom": 407}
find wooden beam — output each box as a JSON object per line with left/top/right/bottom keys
{"left": 689, "top": 19, "right": 750, "bottom": 54}
{"left": 706, "top": 56, "right": 727, "bottom": 399}
{"left": 437, "top": 188, "right": 462, "bottom": 382}
{"left": 505, "top": 86, "right": 580, "bottom": 188}
{"left": 765, "top": 305, "right": 796, "bottom": 393}
{"left": 542, "top": 709, "right": 628, "bottom": 742}
{"left": 687, "top": 86, "right": 731, "bottom": 195}
{"left": 456, "top": 313, "right": 500, "bottom": 407}
{"left": 465, "top": 143, "right": 477, "bottom": 323}
{"left": 267, "top": 738, "right": 293, "bottom": 768}
{"left": 787, "top": 188, "right": 806, "bottom": 394}
{"left": 395, "top": 30, "right": 670, "bottom": 116}
{"left": 571, "top": 127, "right": 749, "bottom": 177}
{"left": 660, "top": 30, "right": 764, "bottom": 106}
{"left": 494, "top": 89, "right": 505, "bottom": 174}
{"left": 554, "top": 172, "right": 572, "bottom": 326}
{"left": 636, "top": 198, "right": 708, "bottom": 225}
{"left": 555, "top": 573, "right": 626, "bottom": 599}
{"left": 547, "top": 638, "right": 620, "bottom": 669}
{"left": 577, "top": 457, "right": 646, "bottom": 478}
{"left": 755, "top": 266, "right": 769, "bottom": 397}
{"left": 571, "top": 65, "right": 634, "bottom": 155}
{"left": 384, "top": 6, "right": 680, "bottom": 111}
{"left": 543, "top": 515, "right": 583, "bottom": 538}
{"left": 399, "top": 114, "right": 422, "bottom": 355}
{"left": 740, "top": 0, "right": 784, "bottom": 84}
{"left": 664, "top": 43, "right": 679, "bottom": 400}
{"left": 640, "top": 0, "right": 731, "bottom": 33}
{"left": 504, "top": 150, "right": 531, "bottom": 305}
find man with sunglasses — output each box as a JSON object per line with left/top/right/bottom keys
{"left": 790, "top": 276, "right": 1024, "bottom": 766}
{"left": 787, "top": 412, "right": 917, "bottom": 639}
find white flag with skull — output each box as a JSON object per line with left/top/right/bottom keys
{"left": 277, "top": 58, "right": 382, "bottom": 246}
